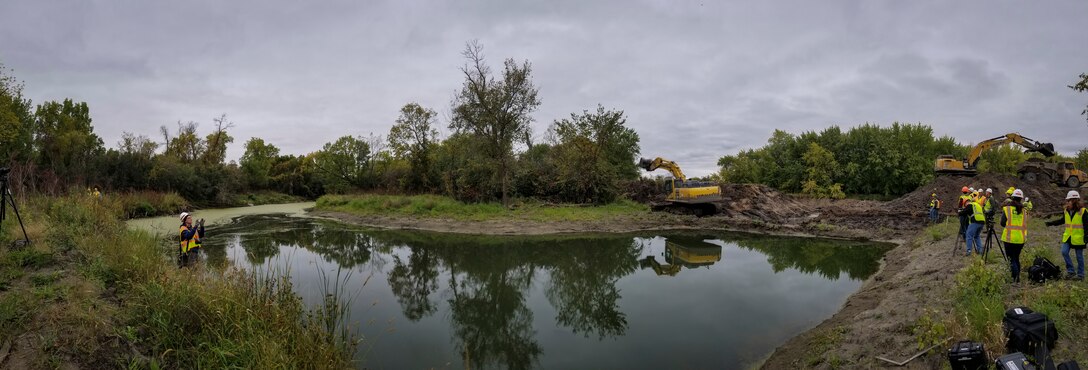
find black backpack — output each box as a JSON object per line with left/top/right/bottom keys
{"left": 1003, "top": 307, "right": 1059, "bottom": 363}
{"left": 1029, "top": 257, "right": 1062, "bottom": 283}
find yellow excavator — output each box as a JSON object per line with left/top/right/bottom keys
{"left": 934, "top": 133, "right": 1056, "bottom": 176}
{"left": 639, "top": 237, "right": 723, "bottom": 277}
{"left": 638, "top": 157, "right": 722, "bottom": 216}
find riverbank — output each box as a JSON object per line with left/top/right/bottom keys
{"left": 0, "top": 195, "right": 354, "bottom": 368}
{"left": 762, "top": 218, "right": 1088, "bottom": 369}
{"left": 312, "top": 192, "right": 920, "bottom": 241}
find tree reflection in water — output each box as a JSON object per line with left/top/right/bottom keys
{"left": 199, "top": 215, "right": 890, "bottom": 369}
{"left": 366, "top": 231, "right": 642, "bottom": 369}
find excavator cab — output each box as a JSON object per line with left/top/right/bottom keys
{"left": 639, "top": 236, "right": 723, "bottom": 277}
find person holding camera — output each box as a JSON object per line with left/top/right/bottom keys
{"left": 178, "top": 212, "right": 205, "bottom": 268}
{"left": 1045, "top": 190, "right": 1086, "bottom": 280}
{"left": 1000, "top": 189, "right": 1028, "bottom": 284}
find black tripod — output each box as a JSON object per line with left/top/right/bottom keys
{"left": 982, "top": 219, "right": 1008, "bottom": 263}
{"left": 952, "top": 212, "right": 968, "bottom": 256}
{"left": 0, "top": 167, "right": 31, "bottom": 248}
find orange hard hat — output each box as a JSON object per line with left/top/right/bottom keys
{"left": 961, "top": 186, "right": 969, "bottom": 193}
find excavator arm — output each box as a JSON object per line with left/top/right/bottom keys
{"left": 638, "top": 157, "right": 686, "bottom": 181}
{"left": 964, "top": 133, "right": 1055, "bottom": 169}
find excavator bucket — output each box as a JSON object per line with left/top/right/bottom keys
{"left": 637, "top": 157, "right": 654, "bottom": 171}
{"left": 1028, "top": 142, "right": 1056, "bottom": 157}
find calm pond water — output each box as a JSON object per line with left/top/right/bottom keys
{"left": 132, "top": 210, "right": 892, "bottom": 370}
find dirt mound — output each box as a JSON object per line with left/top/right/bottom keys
{"left": 888, "top": 173, "right": 1069, "bottom": 216}
{"left": 716, "top": 184, "right": 813, "bottom": 221}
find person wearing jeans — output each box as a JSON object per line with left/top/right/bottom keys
{"left": 960, "top": 191, "right": 985, "bottom": 256}
{"left": 1045, "top": 190, "right": 1087, "bottom": 280}
{"left": 1060, "top": 242, "right": 1085, "bottom": 280}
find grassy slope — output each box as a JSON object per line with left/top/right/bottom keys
{"left": 0, "top": 194, "right": 354, "bottom": 369}
{"left": 315, "top": 193, "right": 649, "bottom": 222}
{"left": 915, "top": 217, "right": 1087, "bottom": 365}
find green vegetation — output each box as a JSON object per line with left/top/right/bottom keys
{"left": 715, "top": 122, "right": 1085, "bottom": 198}
{"left": 918, "top": 219, "right": 1088, "bottom": 362}
{"left": 0, "top": 194, "right": 356, "bottom": 368}
{"left": 316, "top": 194, "right": 647, "bottom": 222}
{"left": 1072, "top": 73, "right": 1088, "bottom": 124}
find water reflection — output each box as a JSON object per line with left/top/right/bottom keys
{"left": 198, "top": 215, "right": 891, "bottom": 369}
{"left": 640, "top": 236, "right": 723, "bottom": 276}
{"left": 730, "top": 234, "right": 887, "bottom": 280}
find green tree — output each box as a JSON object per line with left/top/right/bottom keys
{"left": 202, "top": 114, "right": 234, "bottom": 166}
{"left": 0, "top": 63, "right": 34, "bottom": 163}
{"left": 161, "top": 121, "right": 204, "bottom": 163}
{"left": 388, "top": 103, "right": 439, "bottom": 191}
{"left": 431, "top": 133, "right": 494, "bottom": 201}
{"left": 1075, "top": 149, "right": 1088, "bottom": 174}
{"left": 976, "top": 144, "right": 1031, "bottom": 175}
{"left": 549, "top": 105, "right": 641, "bottom": 203}
{"left": 240, "top": 138, "right": 281, "bottom": 189}
{"left": 450, "top": 41, "right": 541, "bottom": 206}
{"left": 104, "top": 132, "right": 158, "bottom": 190}
{"left": 313, "top": 135, "right": 372, "bottom": 193}
{"left": 1071, "top": 73, "right": 1088, "bottom": 124}
{"left": 800, "top": 143, "right": 845, "bottom": 199}
{"left": 33, "top": 99, "right": 104, "bottom": 182}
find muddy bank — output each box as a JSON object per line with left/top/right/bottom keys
{"left": 760, "top": 231, "right": 962, "bottom": 369}
{"left": 311, "top": 184, "right": 923, "bottom": 241}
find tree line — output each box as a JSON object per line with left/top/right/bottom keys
{"left": 0, "top": 41, "right": 641, "bottom": 206}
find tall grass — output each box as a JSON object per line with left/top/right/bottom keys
{"left": 316, "top": 193, "right": 648, "bottom": 222}
{"left": 2, "top": 193, "right": 357, "bottom": 368}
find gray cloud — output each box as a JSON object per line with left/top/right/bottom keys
{"left": 1, "top": 0, "right": 1086, "bottom": 177}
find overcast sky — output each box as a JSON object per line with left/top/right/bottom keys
{"left": 1, "top": 0, "right": 1086, "bottom": 176}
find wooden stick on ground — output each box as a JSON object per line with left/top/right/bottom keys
{"left": 875, "top": 337, "right": 952, "bottom": 367}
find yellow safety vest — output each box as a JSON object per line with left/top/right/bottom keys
{"left": 1001, "top": 206, "right": 1026, "bottom": 244}
{"left": 970, "top": 202, "right": 985, "bottom": 222}
{"left": 179, "top": 225, "right": 200, "bottom": 253}
{"left": 1063, "top": 208, "right": 1086, "bottom": 245}
{"left": 958, "top": 194, "right": 971, "bottom": 208}
{"left": 930, "top": 199, "right": 941, "bottom": 209}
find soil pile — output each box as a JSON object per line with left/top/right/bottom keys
{"left": 716, "top": 184, "right": 813, "bottom": 222}
{"left": 888, "top": 173, "right": 1069, "bottom": 216}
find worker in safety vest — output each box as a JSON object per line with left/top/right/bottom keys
{"left": 957, "top": 186, "right": 972, "bottom": 239}
{"left": 928, "top": 193, "right": 941, "bottom": 223}
{"left": 959, "top": 191, "right": 986, "bottom": 256}
{"left": 1045, "top": 190, "right": 1086, "bottom": 280}
{"left": 1000, "top": 189, "right": 1028, "bottom": 284}
{"left": 980, "top": 188, "right": 997, "bottom": 222}
{"left": 178, "top": 212, "right": 205, "bottom": 268}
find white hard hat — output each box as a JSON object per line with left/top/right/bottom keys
{"left": 1012, "top": 189, "right": 1024, "bottom": 198}
{"left": 180, "top": 212, "right": 190, "bottom": 222}
{"left": 986, "top": 188, "right": 992, "bottom": 193}
{"left": 1067, "top": 191, "right": 1081, "bottom": 200}
{"left": 969, "top": 187, "right": 976, "bottom": 192}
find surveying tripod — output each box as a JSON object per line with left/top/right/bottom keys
{"left": 0, "top": 167, "right": 30, "bottom": 248}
